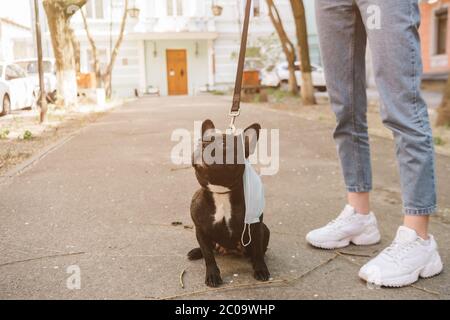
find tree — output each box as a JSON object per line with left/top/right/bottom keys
{"left": 43, "top": 0, "right": 87, "bottom": 107}
{"left": 436, "top": 75, "right": 450, "bottom": 127}
{"left": 69, "top": 26, "right": 81, "bottom": 73}
{"left": 254, "top": 33, "right": 284, "bottom": 69}
{"left": 80, "top": 8, "right": 101, "bottom": 87}
{"left": 81, "top": 0, "right": 129, "bottom": 99}
{"left": 290, "top": 0, "right": 316, "bottom": 105}
{"left": 266, "top": 0, "right": 299, "bottom": 95}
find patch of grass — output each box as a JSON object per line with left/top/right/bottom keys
{"left": 210, "top": 90, "right": 226, "bottom": 96}
{"left": 23, "top": 130, "right": 33, "bottom": 140}
{"left": 0, "top": 129, "right": 10, "bottom": 139}
{"left": 0, "top": 149, "right": 32, "bottom": 169}
{"left": 434, "top": 136, "right": 445, "bottom": 146}
{"left": 266, "top": 88, "right": 299, "bottom": 103}
{"left": 252, "top": 91, "right": 269, "bottom": 103}
{"left": 252, "top": 94, "right": 260, "bottom": 103}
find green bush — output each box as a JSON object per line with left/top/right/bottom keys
{"left": 23, "top": 130, "right": 33, "bottom": 140}
{"left": 434, "top": 136, "right": 445, "bottom": 146}
{"left": 0, "top": 129, "right": 10, "bottom": 139}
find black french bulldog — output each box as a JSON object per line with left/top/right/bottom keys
{"left": 188, "top": 119, "right": 270, "bottom": 287}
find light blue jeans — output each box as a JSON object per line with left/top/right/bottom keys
{"left": 315, "top": 0, "right": 437, "bottom": 215}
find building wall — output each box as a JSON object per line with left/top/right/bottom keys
{"left": 72, "top": 0, "right": 320, "bottom": 97}
{"left": 419, "top": 0, "right": 450, "bottom": 77}
{"left": 0, "top": 19, "right": 33, "bottom": 61}
{"left": 144, "top": 39, "right": 209, "bottom": 96}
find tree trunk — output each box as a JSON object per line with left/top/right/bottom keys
{"left": 290, "top": 0, "right": 316, "bottom": 105}
{"left": 103, "top": 0, "right": 129, "bottom": 99}
{"left": 436, "top": 75, "right": 450, "bottom": 127}
{"left": 69, "top": 26, "right": 81, "bottom": 73}
{"left": 81, "top": 9, "right": 102, "bottom": 88}
{"left": 102, "top": 73, "right": 112, "bottom": 99}
{"left": 43, "top": 0, "right": 86, "bottom": 108}
{"left": 266, "top": 0, "right": 299, "bottom": 95}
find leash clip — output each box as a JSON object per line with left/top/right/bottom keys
{"left": 229, "top": 110, "right": 240, "bottom": 133}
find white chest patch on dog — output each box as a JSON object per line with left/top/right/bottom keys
{"left": 208, "top": 185, "right": 232, "bottom": 231}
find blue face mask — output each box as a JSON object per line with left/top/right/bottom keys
{"left": 240, "top": 134, "right": 265, "bottom": 246}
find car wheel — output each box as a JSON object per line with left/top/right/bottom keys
{"left": 1, "top": 95, "right": 11, "bottom": 116}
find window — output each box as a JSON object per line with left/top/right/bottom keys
{"left": 19, "top": 61, "right": 53, "bottom": 74}
{"left": 435, "top": 8, "right": 448, "bottom": 55}
{"left": 86, "top": 0, "right": 104, "bottom": 19}
{"left": 5, "top": 65, "right": 24, "bottom": 80}
{"left": 167, "top": 0, "right": 173, "bottom": 16}
{"left": 177, "top": 0, "right": 183, "bottom": 16}
{"left": 14, "top": 65, "right": 27, "bottom": 78}
{"left": 167, "top": 0, "right": 183, "bottom": 16}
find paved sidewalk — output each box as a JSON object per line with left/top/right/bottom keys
{"left": 0, "top": 96, "right": 449, "bottom": 299}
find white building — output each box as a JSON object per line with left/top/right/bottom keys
{"left": 71, "top": 0, "right": 319, "bottom": 97}
{"left": 0, "top": 17, "right": 33, "bottom": 62}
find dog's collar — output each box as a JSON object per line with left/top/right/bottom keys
{"left": 210, "top": 190, "right": 232, "bottom": 195}
{"left": 204, "top": 177, "right": 243, "bottom": 195}
{"left": 204, "top": 183, "right": 239, "bottom": 195}
{"left": 204, "top": 186, "right": 233, "bottom": 195}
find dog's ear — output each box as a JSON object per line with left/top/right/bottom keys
{"left": 243, "top": 123, "right": 261, "bottom": 158}
{"left": 201, "top": 119, "right": 215, "bottom": 141}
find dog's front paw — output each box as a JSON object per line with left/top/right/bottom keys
{"left": 205, "top": 268, "right": 223, "bottom": 287}
{"left": 253, "top": 264, "right": 270, "bottom": 282}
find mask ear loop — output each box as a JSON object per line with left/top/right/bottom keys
{"left": 241, "top": 224, "right": 252, "bottom": 247}
{"left": 240, "top": 132, "right": 252, "bottom": 247}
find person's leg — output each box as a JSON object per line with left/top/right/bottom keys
{"left": 357, "top": 0, "right": 442, "bottom": 286}
{"left": 348, "top": 192, "right": 370, "bottom": 214}
{"left": 357, "top": 0, "right": 437, "bottom": 233}
{"left": 316, "top": 0, "right": 372, "bottom": 213}
{"left": 404, "top": 215, "right": 429, "bottom": 239}
{"left": 306, "top": 0, "right": 380, "bottom": 250}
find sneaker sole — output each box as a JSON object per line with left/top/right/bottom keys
{"left": 359, "top": 252, "right": 444, "bottom": 288}
{"left": 307, "top": 228, "right": 381, "bottom": 250}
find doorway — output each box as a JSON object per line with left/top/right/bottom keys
{"left": 166, "top": 49, "right": 188, "bottom": 95}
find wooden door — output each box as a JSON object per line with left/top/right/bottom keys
{"left": 166, "top": 49, "right": 188, "bottom": 95}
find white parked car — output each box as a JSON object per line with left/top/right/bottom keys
{"left": 261, "top": 61, "right": 327, "bottom": 92}
{"left": 15, "top": 58, "right": 57, "bottom": 102}
{"left": 0, "top": 62, "right": 36, "bottom": 116}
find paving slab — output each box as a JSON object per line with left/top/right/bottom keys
{"left": 0, "top": 96, "right": 448, "bottom": 299}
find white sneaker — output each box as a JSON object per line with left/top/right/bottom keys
{"left": 359, "top": 226, "right": 443, "bottom": 287}
{"left": 306, "top": 205, "right": 381, "bottom": 249}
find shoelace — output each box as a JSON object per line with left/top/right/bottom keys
{"left": 382, "top": 240, "right": 420, "bottom": 260}
{"left": 327, "top": 215, "right": 355, "bottom": 229}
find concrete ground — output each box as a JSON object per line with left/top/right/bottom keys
{"left": 0, "top": 95, "right": 449, "bottom": 300}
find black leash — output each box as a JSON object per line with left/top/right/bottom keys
{"left": 229, "top": 0, "right": 252, "bottom": 132}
